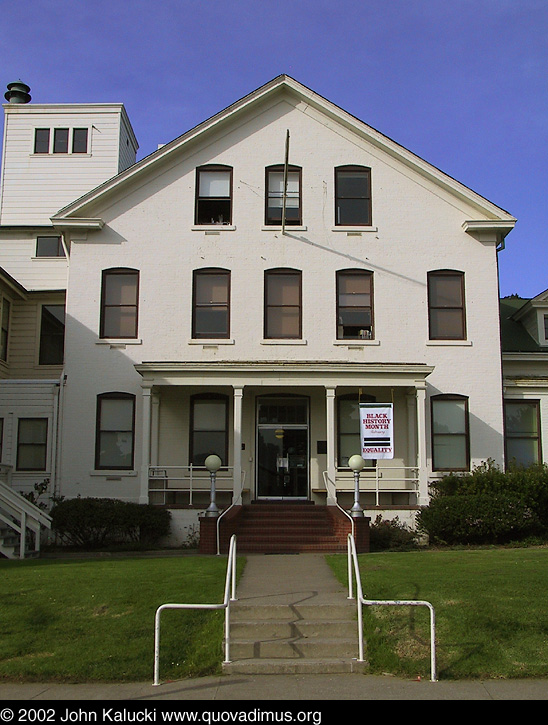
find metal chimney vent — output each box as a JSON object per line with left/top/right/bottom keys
{"left": 5, "top": 81, "right": 31, "bottom": 104}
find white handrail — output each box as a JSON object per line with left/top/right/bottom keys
{"left": 0, "top": 475, "right": 52, "bottom": 559}
{"left": 322, "top": 470, "right": 354, "bottom": 538}
{"left": 347, "top": 533, "right": 437, "bottom": 682}
{"left": 216, "top": 471, "right": 247, "bottom": 556}
{"left": 148, "top": 465, "right": 236, "bottom": 506}
{"left": 153, "top": 534, "right": 238, "bottom": 686}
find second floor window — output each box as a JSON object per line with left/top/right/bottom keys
{"left": 336, "top": 270, "right": 373, "bottom": 339}
{"left": 428, "top": 270, "right": 466, "bottom": 340}
{"left": 192, "top": 269, "right": 230, "bottom": 339}
{"left": 264, "top": 269, "right": 302, "bottom": 339}
{"left": 39, "top": 304, "right": 66, "bottom": 365}
{"left": 335, "top": 165, "right": 372, "bottom": 226}
{"left": 265, "top": 165, "right": 302, "bottom": 226}
{"left": 100, "top": 268, "right": 139, "bottom": 339}
{"left": 195, "top": 165, "right": 232, "bottom": 225}
{"left": 36, "top": 236, "right": 65, "bottom": 258}
{"left": 1, "top": 297, "right": 10, "bottom": 363}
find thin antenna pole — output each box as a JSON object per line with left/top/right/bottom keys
{"left": 282, "top": 129, "right": 290, "bottom": 235}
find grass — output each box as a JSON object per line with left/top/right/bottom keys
{"left": 327, "top": 546, "right": 548, "bottom": 680}
{"left": 0, "top": 554, "right": 243, "bottom": 683}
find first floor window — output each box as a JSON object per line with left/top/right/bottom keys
{"left": 264, "top": 268, "right": 302, "bottom": 339}
{"left": 39, "top": 304, "right": 65, "bottom": 365}
{"left": 1, "top": 297, "right": 10, "bottom": 362}
{"left": 190, "top": 394, "right": 228, "bottom": 466}
{"left": 431, "top": 394, "right": 469, "bottom": 471}
{"left": 337, "top": 394, "right": 375, "bottom": 467}
{"left": 504, "top": 400, "right": 541, "bottom": 468}
{"left": 336, "top": 269, "right": 373, "bottom": 339}
{"left": 428, "top": 270, "right": 466, "bottom": 340}
{"left": 195, "top": 165, "right": 232, "bottom": 225}
{"left": 100, "top": 268, "right": 139, "bottom": 339}
{"left": 95, "top": 393, "right": 135, "bottom": 470}
{"left": 36, "top": 236, "right": 65, "bottom": 257}
{"left": 192, "top": 268, "right": 230, "bottom": 338}
{"left": 265, "top": 165, "right": 302, "bottom": 225}
{"left": 17, "top": 418, "right": 48, "bottom": 471}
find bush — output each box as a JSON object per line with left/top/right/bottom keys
{"left": 369, "top": 515, "right": 419, "bottom": 551}
{"left": 417, "top": 493, "right": 541, "bottom": 545}
{"left": 416, "top": 459, "right": 548, "bottom": 545}
{"left": 51, "top": 497, "right": 171, "bottom": 549}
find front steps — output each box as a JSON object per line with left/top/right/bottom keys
{"left": 223, "top": 599, "right": 366, "bottom": 674}
{"left": 233, "top": 502, "right": 347, "bottom": 553}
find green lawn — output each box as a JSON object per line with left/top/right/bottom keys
{"left": 0, "top": 555, "right": 240, "bottom": 683}
{"left": 2, "top": 548, "right": 548, "bottom": 683}
{"left": 328, "top": 547, "right": 548, "bottom": 680}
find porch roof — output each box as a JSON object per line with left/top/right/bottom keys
{"left": 134, "top": 360, "right": 434, "bottom": 388}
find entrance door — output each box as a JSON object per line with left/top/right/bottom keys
{"left": 256, "top": 397, "right": 309, "bottom": 499}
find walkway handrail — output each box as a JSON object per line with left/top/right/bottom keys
{"left": 153, "top": 534, "right": 238, "bottom": 686}
{"left": 347, "top": 533, "right": 437, "bottom": 682}
{"left": 322, "top": 471, "right": 354, "bottom": 538}
{"left": 216, "top": 471, "right": 247, "bottom": 556}
{"left": 0, "top": 476, "right": 52, "bottom": 559}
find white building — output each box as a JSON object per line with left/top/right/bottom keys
{"left": 2, "top": 76, "right": 533, "bottom": 555}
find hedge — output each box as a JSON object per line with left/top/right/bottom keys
{"left": 51, "top": 497, "right": 171, "bottom": 549}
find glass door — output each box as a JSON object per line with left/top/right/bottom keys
{"left": 256, "top": 397, "right": 309, "bottom": 499}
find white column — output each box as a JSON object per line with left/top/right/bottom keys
{"left": 139, "top": 382, "right": 153, "bottom": 504}
{"left": 325, "top": 386, "right": 337, "bottom": 505}
{"left": 416, "top": 386, "right": 429, "bottom": 505}
{"left": 232, "top": 386, "right": 244, "bottom": 505}
{"left": 151, "top": 391, "right": 160, "bottom": 467}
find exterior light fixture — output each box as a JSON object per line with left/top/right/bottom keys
{"left": 275, "top": 429, "right": 284, "bottom": 439}
{"left": 204, "top": 454, "right": 222, "bottom": 517}
{"left": 348, "top": 454, "right": 365, "bottom": 518}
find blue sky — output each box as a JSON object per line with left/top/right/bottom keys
{"left": 1, "top": 0, "right": 547, "bottom": 298}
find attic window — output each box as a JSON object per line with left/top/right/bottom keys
{"left": 195, "top": 166, "right": 232, "bottom": 225}
{"left": 544, "top": 314, "right": 548, "bottom": 341}
{"left": 335, "top": 166, "right": 372, "bottom": 226}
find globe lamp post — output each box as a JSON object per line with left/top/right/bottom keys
{"left": 204, "top": 454, "right": 222, "bottom": 517}
{"left": 348, "top": 454, "right": 365, "bottom": 518}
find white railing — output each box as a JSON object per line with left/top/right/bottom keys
{"left": 216, "top": 471, "right": 246, "bottom": 556}
{"left": 322, "top": 471, "right": 355, "bottom": 538}
{"left": 153, "top": 534, "right": 238, "bottom": 687}
{"left": 347, "top": 533, "right": 437, "bottom": 682}
{"left": 148, "top": 465, "right": 236, "bottom": 506}
{"left": 0, "top": 470, "right": 53, "bottom": 559}
{"left": 324, "top": 466, "right": 419, "bottom": 506}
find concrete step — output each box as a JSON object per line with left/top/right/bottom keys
{"left": 230, "top": 619, "right": 358, "bottom": 639}
{"left": 230, "top": 637, "right": 357, "bottom": 660}
{"left": 223, "top": 658, "right": 367, "bottom": 675}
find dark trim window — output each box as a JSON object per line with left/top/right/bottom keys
{"left": 195, "top": 165, "right": 232, "bottom": 225}
{"left": 16, "top": 418, "right": 48, "bottom": 471}
{"left": 265, "top": 165, "right": 302, "bottom": 226}
{"left": 504, "top": 400, "right": 541, "bottom": 468}
{"left": 544, "top": 314, "right": 548, "bottom": 342}
{"left": 1, "top": 297, "right": 10, "bottom": 363}
{"left": 95, "top": 393, "right": 136, "bottom": 470}
{"left": 192, "top": 268, "right": 230, "bottom": 339}
{"left": 431, "top": 394, "right": 470, "bottom": 471}
{"left": 264, "top": 268, "right": 302, "bottom": 339}
{"left": 337, "top": 393, "right": 375, "bottom": 468}
{"left": 0, "top": 418, "right": 4, "bottom": 462}
{"left": 428, "top": 270, "right": 466, "bottom": 340}
{"left": 72, "top": 128, "right": 88, "bottom": 154}
{"left": 100, "top": 268, "right": 139, "bottom": 339}
{"left": 190, "top": 394, "right": 228, "bottom": 466}
{"left": 36, "top": 235, "right": 65, "bottom": 258}
{"left": 335, "top": 165, "right": 372, "bottom": 226}
{"left": 53, "top": 128, "right": 69, "bottom": 154}
{"left": 39, "top": 304, "right": 65, "bottom": 365}
{"left": 336, "top": 269, "right": 373, "bottom": 339}
{"left": 34, "top": 128, "right": 50, "bottom": 154}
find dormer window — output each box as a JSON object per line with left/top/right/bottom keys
{"left": 53, "top": 128, "right": 69, "bottom": 154}
{"left": 195, "top": 165, "right": 232, "bottom": 225}
{"left": 544, "top": 314, "right": 548, "bottom": 342}
{"left": 34, "top": 129, "right": 50, "bottom": 154}
{"left": 33, "top": 127, "right": 89, "bottom": 155}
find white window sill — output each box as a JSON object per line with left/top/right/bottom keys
{"left": 96, "top": 339, "right": 142, "bottom": 348}
{"left": 90, "top": 470, "right": 137, "bottom": 477}
{"left": 188, "top": 339, "right": 235, "bottom": 345}
{"left": 261, "top": 226, "right": 308, "bottom": 232}
{"left": 333, "top": 339, "right": 380, "bottom": 346}
{"left": 426, "top": 340, "right": 472, "bottom": 347}
{"left": 261, "top": 339, "right": 308, "bottom": 345}
{"left": 331, "top": 226, "right": 378, "bottom": 233}
{"left": 31, "top": 256, "right": 67, "bottom": 261}
{"left": 191, "top": 225, "right": 236, "bottom": 232}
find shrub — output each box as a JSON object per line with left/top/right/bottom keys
{"left": 51, "top": 497, "right": 171, "bottom": 549}
{"left": 369, "top": 515, "right": 419, "bottom": 551}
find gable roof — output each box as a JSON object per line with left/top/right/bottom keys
{"left": 51, "top": 74, "right": 517, "bottom": 229}
{"left": 500, "top": 297, "right": 542, "bottom": 353}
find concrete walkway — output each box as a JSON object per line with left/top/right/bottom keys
{"left": 1, "top": 553, "right": 547, "bottom": 701}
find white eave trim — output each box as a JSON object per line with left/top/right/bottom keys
{"left": 51, "top": 217, "right": 105, "bottom": 230}
{"left": 463, "top": 220, "right": 516, "bottom": 235}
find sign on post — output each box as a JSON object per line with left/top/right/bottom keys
{"left": 359, "top": 403, "right": 394, "bottom": 459}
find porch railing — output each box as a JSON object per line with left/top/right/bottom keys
{"left": 323, "top": 465, "right": 419, "bottom": 507}
{"left": 148, "top": 465, "right": 238, "bottom": 506}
